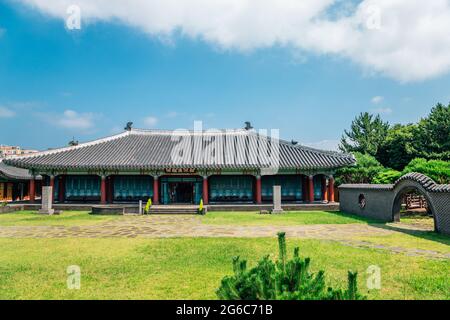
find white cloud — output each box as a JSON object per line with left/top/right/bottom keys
{"left": 371, "top": 107, "right": 392, "bottom": 115}
{"left": 57, "top": 109, "right": 95, "bottom": 130}
{"left": 144, "top": 116, "right": 158, "bottom": 127}
{"left": 0, "top": 106, "right": 16, "bottom": 118}
{"left": 16, "top": 0, "right": 450, "bottom": 82}
{"left": 371, "top": 96, "right": 384, "bottom": 104}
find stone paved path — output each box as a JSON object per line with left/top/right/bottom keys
{"left": 0, "top": 215, "right": 448, "bottom": 259}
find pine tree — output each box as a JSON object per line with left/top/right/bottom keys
{"left": 217, "top": 233, "right": 366, "bottom": 300}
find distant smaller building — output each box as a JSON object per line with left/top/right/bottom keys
{"left": 0, "top": 159, "right": 42, "bottom": 202}
{"left": 0, "top": 145, "right": 38, "bottom": 158}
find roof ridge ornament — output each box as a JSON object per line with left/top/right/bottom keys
{"left": 244, "top": 121, "right": 253, "bottom": 130}
{"left": 124, "top": 122, "right": 133, "bottom": 131}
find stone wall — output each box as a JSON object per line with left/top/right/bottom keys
{"left": 339, "top": 187, "right": 394, "bottom": 221}
{"left": 339, "top": 173, "right": 450, "bottom": 236}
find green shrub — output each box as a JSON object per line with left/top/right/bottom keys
{"left": 335, "top": 152, "right": 384, "bottom": 185}
{"left": 216, "top": 232, "right": 366, "bottom": 300}
{"left": 373, "top": 169, "right": 402, "bottom": 184}
{"left": 1, "top": 201, "right": 7, "bottom": 207}
{"left": 402, "top": 158, "right": 450, "bottom": 184}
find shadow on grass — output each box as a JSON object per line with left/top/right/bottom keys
{"left": 328, "top": 211, "right": 450, "bottom": 246}
{"left": 368, "top": 222, "right": 450, "bottom": 247}
{"left": 325, "top": 211, "right": 383, "bottom": 224}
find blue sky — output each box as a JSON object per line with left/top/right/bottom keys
{"left": 1, "top": 1, "right": 450, "bottom": 151}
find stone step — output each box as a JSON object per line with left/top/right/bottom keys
{"left": 148, "top": 209, "right": 199, "bottom": 214}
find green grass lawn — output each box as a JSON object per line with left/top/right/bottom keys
{"left": 201, "top": 211, "right": 379, "bottom": 226}
{"left": 0, "top": 210, "right": 117, "bottom": 226}
{"left": 0, "top": 210, "right": 377, "bottom": 227}
{"left": 0, "top": 210, "right": 448, "bottom": 300}
{"left": 0, "top": 237, "right": 448, "bottom": 300}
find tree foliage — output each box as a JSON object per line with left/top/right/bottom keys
{"left": 415, "top": 103, "right": 450, "bottom": 160}
{"left": 217, "top": 232, "right": 365, "bottom": 300}
{"left": 376, "top": 103, "right": 450, "bottom": 170}
{"left": 340, "top": 112, "right": 389, "bottom": 156}
{"left": 335, "top": 152, "right": 384, "bottom": 185}
{"left": 376, "top": 124, "right": 418, "bottom": 170}
{"left": 373, "top": 169, "right": 402, "bottom": 184}
{"left": 402, "top": 158, "right": 450, "bottom": 184}
{"left": 340, "top": 103, "right": 450, "bottom": 172}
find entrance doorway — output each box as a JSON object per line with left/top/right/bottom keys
{"left": 168, "top": 182, "right": 194, "bottom": 203}
{"left": 160, "top": 176, "right": 203, "bottom": 204}
{"left": 392, "top": 186, "right": 436, "bottom": 231}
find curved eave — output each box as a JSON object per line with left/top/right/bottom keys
{"left": 3, "top": 162, "right": 355, "bottom": 173}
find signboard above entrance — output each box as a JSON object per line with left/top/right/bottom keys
{"left": 164, "top": 168, "right": 197, "bottom": 174}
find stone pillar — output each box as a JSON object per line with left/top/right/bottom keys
{"left": 255, "top": 175, "right": 262, "bottom": 204}
{"left": 308, "top": 175, "right": 314, "bottom": 202}
{"left": 322, "top": 176, "right": 328, "bottom": 202}
{"left": 153, "top": 176, "right": 159, "bottom": 204}
{"left": 328, "top": 176, "right": 335, "bottom": 202}
{"left": 202, "top": 176, "right": 209, "bottom": 205}
{"left": 100, "top": 175, "right": 107, "bottom": 204}
{"left": 272, "top": 185, "right": 283, "bottom": 213}
{"left": 29, "top": 177, "right": 36, "bottom": 203}
{"left": 39, "top": 186, "right": 55, "bottom": 215}
{"left": 58, "top": 175, "right": 65, "bottom": 202}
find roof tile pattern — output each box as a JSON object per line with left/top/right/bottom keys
{"left": 4, "top": 129, "right": 355, "bottom": 171}
{"left": 394, "top": 173, "right": 450, "bottom": 193}
{"left": 0, "top": 159, "right": 36, "bottom": 180}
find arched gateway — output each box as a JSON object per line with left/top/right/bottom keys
{"left": 339, "top": 173, "right": 450, "bottom": 235}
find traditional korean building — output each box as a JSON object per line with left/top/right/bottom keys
{"left": 4, "top": 127, "right": 355, "bottom": 205}
{"left": 0, "top": 159, "right": 42, "bottom": 202}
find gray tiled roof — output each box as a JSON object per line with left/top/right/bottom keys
{"left": 0, "top": 159, "right": 37, "bottom": 180}
{"left": 338, "top": 184, "right": 394, "bottom": 190}
{"left": 395, "top": 173, "right": 450, "bottom": 193}
{"left": 4, "top": 129, "right": 355, "bottom": 171}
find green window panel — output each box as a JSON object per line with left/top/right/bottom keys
{"left": 65, "top": 176, "right": 100, "bottom": 201}
{"left": 161, "top": 182, "right": 169, "bottom": 204}
{"left": 113, "top": 176, "right": 153, "bottom": 201}
{"left": 261, "top": 175, "right": 302, "bottom": 201}
{"left": 194, "top": 182, "right": 202, "bottom": 205}
{"left": 54, "top": 176, "right": 59, "bottom": 201}
{"left": 313, "top": 176, "right": 323, "bottom": 201}
{"left": 209, "top": 175, "right": 254, "bottom": 202}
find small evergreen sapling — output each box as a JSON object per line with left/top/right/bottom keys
{"left": 217, "top": 232, "right": 365, "bottom": 300}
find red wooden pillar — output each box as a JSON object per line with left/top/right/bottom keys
{"left": 107, "top": 176, "right": 114, "bottom": 203}
{"left": 100, "top": 176, "right": 107, "bottom": 204}
{"left": 153, "top": 176, "right": 159, "bottom": 204}
{"left": 29, "top": 177, "right": 36, "bottom": 203}
{"left": 322, "top": 176, "right": 328, "bottom": 202}
{"left": 328, "top": 176, "right": 335, "bottom": 202}
{"left": 308, "top": 175, "right": 314, "bottom": 202}
{"left": 202, "top": 176, "right": 209, "bottom": 205}
{"left": 58, "top": 175, "right": 65, "bottom": 202}
{"left": 255, "top": 175, "right": 262, "bottom": 204}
